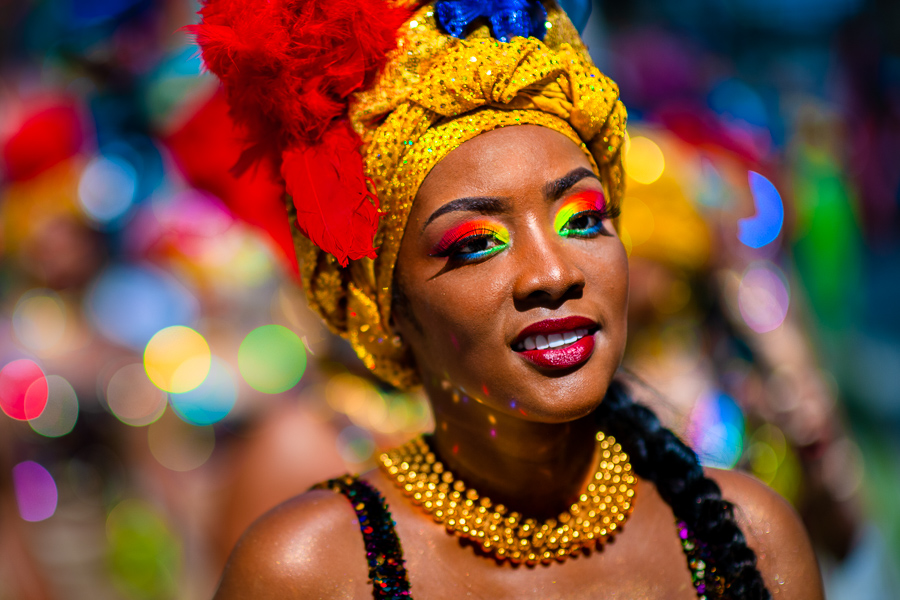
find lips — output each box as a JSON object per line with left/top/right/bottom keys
{"left": 512, "top": 316, "right": 598, "bottom": 370}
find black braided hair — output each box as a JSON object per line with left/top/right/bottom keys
{"left": 595, "top": 378, "right": 771, "bottom": 599}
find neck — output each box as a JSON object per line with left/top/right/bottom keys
{"left": 424, "top": 385, "right": 599, "bottom": 519}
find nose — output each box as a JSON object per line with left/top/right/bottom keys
{"left": 512, "top": 230, "right": 586, "bottom": 307}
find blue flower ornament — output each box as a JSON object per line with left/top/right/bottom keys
{"left": 434, "top": 0, "right": 549, "bottom": 43}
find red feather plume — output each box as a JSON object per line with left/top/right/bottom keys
{"left": 190, "top": 0, "right": 412, "bottom": 266}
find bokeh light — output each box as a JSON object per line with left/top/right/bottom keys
{"left": 106, "top": 363, "right": 167, "bottom": 426}
{"left": 337, "top": 425, "right": 376, "bottom": 464}
{"left": 326, "top": 373, "right": 388, "bottom": 430}
{"left": 144, "top": 326, "right": 211, "bottom": 394}
{"left": 325, "top": 373, "right": 432, "bottom": 435}
{"left": 29, "top": 375, "right": 79, "bottom": 437}
{"left": 0, "top": 359, "right": 49, "bottom": 421}
{"left": 106, "top": 500, "right": 180, "bottom": 599}
{"left": 625, "top": 135, "right": 665, "bottom": 185}
{"left": 738, "top": 171, "right": 784, "bottom": 248}
{"left": 747, "top": 424, "right": 801, "bottom": 503}
{"left": 145, "top": 45, "right": 207, "bottom": 126}
{"left": 86, "top": 264, "right": 199, "bottom": 350}
{"left": 821, "top": 437, "right": 866, "bottom": 502}
{"left": 689, "top": 390, "right": 745, "bottom": 469}
{"left": 147, "top": 410, "right": 215, "bottom": 472}
{"left": 77, "top": 153, "right": 137, "bottom": 226}
{"left": 238, "top": 325, "right": 307, "bottom": 394}
{"left": 12, "top": 289, "right": 67, "bottom": 353}
{"left": 12, "top": 461, "right": 58, "bottom": 522}
{"left": 708, "top": 79, "right": 769, "bottom": 128}
{"left": 169, "top": 357, "right": 237, "bottom": 426}
{"left": 738, "top": 261, "right": 790, "bottom": 333}
{"left": 620, "top": 196, "right": 655, "bottom": 247}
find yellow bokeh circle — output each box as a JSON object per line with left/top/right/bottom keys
{"left": 625, "top": 135, "right": 665, "bottom": 185}
{"left": 143, "top": 326, "right": 211, "bottom": 393}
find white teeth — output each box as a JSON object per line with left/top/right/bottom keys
{"left": 517, "top": 328, "right": 593, "bottom": 352}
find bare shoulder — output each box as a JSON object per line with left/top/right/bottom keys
{"left": 707, "top": 468, "right": 824, "bottom": 600}
{"left": 213, "top": 488, "right": 369, "bottom": 600}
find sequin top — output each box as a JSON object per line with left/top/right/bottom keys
{"left": 314, "top": 475, "right": 722, "bottom": 599}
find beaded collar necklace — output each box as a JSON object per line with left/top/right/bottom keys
{"left": 378, "top": 431, "right": 637, "bottom": 565}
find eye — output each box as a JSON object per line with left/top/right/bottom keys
{"left": 558, "top": 210, "right": 607, "bottom": 238}
{"left": 430, "top": 224, "right": 510, "bottom": 263}
{"left": 554, "top": 189, "right": 620, "bottom": 239}
{"left": 455, "top": 233, "right": 503, "bottom": 257}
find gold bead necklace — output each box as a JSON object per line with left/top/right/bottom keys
{"left": 378, "top": 431, "right": 637, "bottom": 565}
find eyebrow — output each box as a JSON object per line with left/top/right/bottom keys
{"left": 422, "top": 167, "right": 601, "bottom": 230}
{"left": 543, "top": 167, "right": 600, "bottom": 200}
{"left": 422, "top": 196, "right": 509, "bottom": 231}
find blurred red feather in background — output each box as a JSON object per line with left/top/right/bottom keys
{"left": 2, "top": 101, "right": 86, "bottom": 182}
{"left": 163, "top": 91, "right": 299, "bottom": 276}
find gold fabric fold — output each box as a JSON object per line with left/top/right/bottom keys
{"left": 293, "top": 2, "right": 627, "bottom": 389}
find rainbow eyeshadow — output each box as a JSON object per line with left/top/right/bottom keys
{"left": 430, "top": 219, "right": 510, "bottom": 261}
{"left": 554, "top": 190, "right": 607, "bottom": 236}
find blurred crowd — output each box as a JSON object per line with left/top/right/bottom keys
{"left": 0, "top": 0, "right": 898, "bottom": 598}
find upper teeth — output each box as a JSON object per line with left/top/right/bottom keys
{"left": 520, "top": 328, "right": 590, "bottom": 351}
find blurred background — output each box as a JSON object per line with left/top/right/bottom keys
{"left": 0, "top": 0, "right": 897, "bottom": 598}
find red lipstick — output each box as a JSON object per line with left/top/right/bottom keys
{"left": 512, "top": 316, "right": 597, "bottom": 370}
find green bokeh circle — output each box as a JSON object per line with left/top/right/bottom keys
{"left": 238, "top": 325, "right": 307, "bottom": 394}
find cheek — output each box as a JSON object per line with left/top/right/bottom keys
{"left": 585, "top": 240, "right": 630, "bottom": 337}
{"left": 605, "top": 243, "right": 630, "bottom": 308}
{"left": 400, "top": 275, "right": 507, "bottom": 375}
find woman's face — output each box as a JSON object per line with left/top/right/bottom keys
{"left": 393, "top": 125, "right": 629, "bottom": 423}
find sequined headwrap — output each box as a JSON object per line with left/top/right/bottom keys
{"left": 292, "top": 2, "right": 627, "bottom": 389}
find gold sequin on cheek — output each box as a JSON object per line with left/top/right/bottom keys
{"left": 295, "top": 2, "right": 628, "bottom": 390}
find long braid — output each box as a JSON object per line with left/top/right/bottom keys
{"left": 596, "top": 378, "right": 771, "bottom": 599}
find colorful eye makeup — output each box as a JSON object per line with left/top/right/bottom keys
{"left": 430, "top": 219, "right": 510, "bottom": 262}
{"left": 554, "top": 190, "right": 610, "bottom": 237}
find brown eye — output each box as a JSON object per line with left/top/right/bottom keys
{"left": 559, "top": 211, "right": 606, "bottom": 238}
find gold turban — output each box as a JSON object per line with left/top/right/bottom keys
{"left": 292, "top": 1, "right": 627, "bottom": 389}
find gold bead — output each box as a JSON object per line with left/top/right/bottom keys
{"left": 378, "top": 433, "right": 636, "bottom": 565}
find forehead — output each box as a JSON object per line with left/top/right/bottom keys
{"left": 413, "top": 125, "right": 595, "bottom": 209}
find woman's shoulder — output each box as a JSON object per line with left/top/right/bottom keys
{"left": 213, "top": 485, "right": 370, "bottom": 600}
{"left": 705, "top": 468, "right": 825, "bottom": 599}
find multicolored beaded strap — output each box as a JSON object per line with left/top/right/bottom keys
{"left": 313, "top": 475, "right": 412, "bottom": 599}
{"left": 678, "top": 519, "right": 725, "bottom": 599}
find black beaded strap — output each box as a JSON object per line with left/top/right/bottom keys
{"left": 677, "top": 519, "right": 725, "bottom": 599}
{"left": 313, "top": 475, "right": 412, "bottom": 599}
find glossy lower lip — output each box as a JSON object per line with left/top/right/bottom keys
{"left": 519, "top": 333, "right": 595, "bottom": 370}
{"left": 513, "top": 316, "right": 597, "bottom": 346}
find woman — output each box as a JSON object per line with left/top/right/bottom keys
{"left": 194, "top": 1, "right": 823, "bottom": 597}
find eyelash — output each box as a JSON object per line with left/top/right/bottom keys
{"left": 430, "top": 226, "right": 510, "bottom": 263}
{"left": 429, "top": 193, "right": 618, "bottom": 263}
{"left": 557, "top": 205, "right": 620, "bottom": 238}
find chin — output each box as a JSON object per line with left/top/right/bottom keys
{"left": 450, "top": 354, "right": 618, "bottom": 425}
{"left": 508, "top": 371, "right": 613, "bottom": 423}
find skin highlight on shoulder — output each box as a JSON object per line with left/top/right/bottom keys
{"left": 708, "top": 468, "right": 825, "bottom": 600}
{"left": 213, "top": 489, "right": 369, "bottom": 600}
